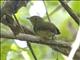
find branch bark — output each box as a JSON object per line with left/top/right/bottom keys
{"left": 0, "top": 31, "right": 80, "bottom": 60}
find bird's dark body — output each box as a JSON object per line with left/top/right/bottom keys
{"left": 28, "top": 16, "right": 60, "bottom": 39}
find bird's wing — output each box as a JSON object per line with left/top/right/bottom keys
{"left": 36, "top": 22, "right": 60, "bottom": 34}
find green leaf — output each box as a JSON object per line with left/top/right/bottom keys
{"left": 1, "top": 39, "right": 13, "bottom": 60}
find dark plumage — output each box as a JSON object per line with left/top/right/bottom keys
{"left": 28, "top": 16, "right": 60, "bottom": 39}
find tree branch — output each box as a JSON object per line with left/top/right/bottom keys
{"left": 0, "top": 31, "right": 80, "bottom": 60}
{"left": 59, "top": 0, "right": 80, "bottom": 25}
{"left": 1, "top": 0, "right": 28, "bottom": 16}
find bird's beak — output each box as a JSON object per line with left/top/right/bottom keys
{"left": 26, "top": 17, "right": 30, "bottom": 20}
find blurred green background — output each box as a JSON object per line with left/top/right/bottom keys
{"left": 0, "top": 0, "right": 80, "bottom": 60}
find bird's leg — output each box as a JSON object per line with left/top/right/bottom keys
{"left": 52, "top": 33, "right": 55, "bottom": 40}
{"left": 52, "top": 36, "right": 54, "bottom": 40}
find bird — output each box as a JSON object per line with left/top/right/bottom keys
{"left": 27, "top": 16, "right": 60, "bottom": 40}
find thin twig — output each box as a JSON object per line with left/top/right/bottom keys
{"left": 43, "top": 0, "right": 51, "bottom": 23}
{"left": 13, "top": 14, "right": 37, "bottom": 60}
{"left": 27, "top": 42, "right": 37, "bottom": 60}
{"left": 44, "top": 0, "right": 70, "bottom": 19}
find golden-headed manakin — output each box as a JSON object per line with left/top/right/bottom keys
{"left": 28, "top": 16, "right": 60, "bottom": 40}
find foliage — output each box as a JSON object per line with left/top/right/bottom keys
{"left": 1, "top": 0, "right": 80, "bottom": 60}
